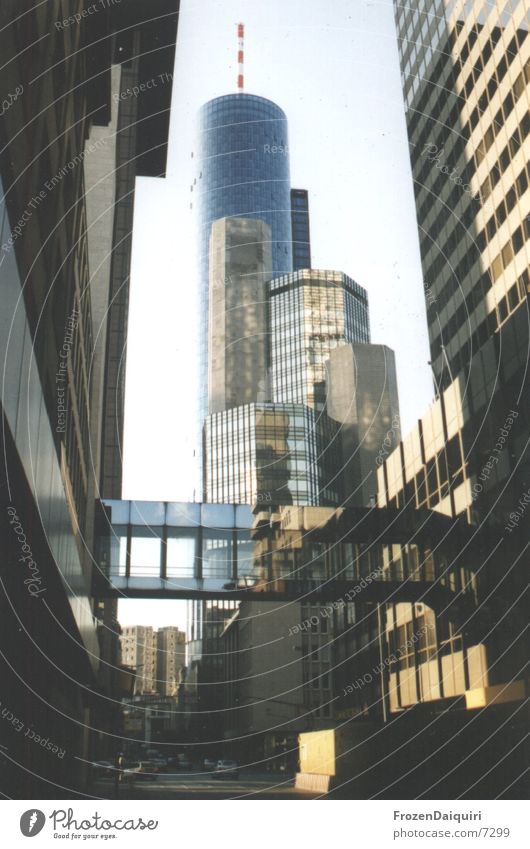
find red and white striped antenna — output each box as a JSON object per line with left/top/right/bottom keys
{"left": 237, "top": 22, "right": 244, "bottom": 90}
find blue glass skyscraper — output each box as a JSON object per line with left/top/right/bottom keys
{"left": 195, "top": 93, "right": 294, "bottom": 441}
{"left": 197, "top": 93, "right": 293, "bottom": 277}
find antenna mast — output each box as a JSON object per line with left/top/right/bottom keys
{"left": 237, "top": 22, "right": 244, "bottom": 90}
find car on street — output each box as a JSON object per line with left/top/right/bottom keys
{"left": 122, "top": 761, "right": 158, "bottom": 781}
{"left": 214, "top": 759, "right": 239, "bottom": 779}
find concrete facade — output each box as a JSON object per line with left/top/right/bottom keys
{"left": 208, "top": 217, "right": 272, "bottom": 413}
{"left": 222, "top": 600, "right": 333, "bottom": 769}
{"left": 326, "top": 344, "right": 401, "bottom": 507}
{"left": 157, "top": 626, "right": 186, "bottom": 696}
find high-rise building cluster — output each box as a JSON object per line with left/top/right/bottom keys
{"left": 120, "top": 625, "right": 186, "bottom": 696}
{"left": 185, "top": 5, "right": 528, "bottom": 790}
{"left": 197, "top": 93, "right": 400, "bottom": 508}
{"left": 188, "top": 87, "right": 402, "bottom": 761}
{"left": 1, "top": 0, "right": 527, "bottom": 800}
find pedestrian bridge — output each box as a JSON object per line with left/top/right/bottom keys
{"left": 94, "top": 500, "right": 479, "bottom": 614}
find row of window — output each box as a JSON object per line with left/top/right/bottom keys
{"left": 381, "top": 426, "right": 466, "bottom": 513}
{"left": 431, "top": 272, "right": 527, "bottom": 386}
{"left": 429, "top": 263, "right": 528, "bottom": 374}
{"left": 413, "top": 69, "right": 528, "bottom": 226}
{"left": 422, "top": 149, "right": 529, "bottom": 304}
{"left": 270, "top": 269, "right": 368, "bottom": 300}
{"left": 407, "top": 23, "right": 527, "bottom": 187}
{"left": 419, "top": 131, "right": 530, "bottom": 328}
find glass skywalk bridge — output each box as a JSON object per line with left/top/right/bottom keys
{"left": 94, "top": 500, "right": 480, "bottom": 618}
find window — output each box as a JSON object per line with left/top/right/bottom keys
{"left": 506, "top": 187, "right": 517, "bottom": 212}
{"left": 491, "top": 254, "right": 503, "bottom": 280}
{"left": 507, "top": 284, "right": 519, "bottom": 311}
{"left": 496, "top": 201, "right": 507, "bottom": 227}
{"left": 499, "top": 146, "right": 511, "bottom": 172}
{"left": 486, "top": 216, "right": 496, "bottom": 240}
{"left": 501, "top": 241, "right": 513, "bottom": 268}
{"left": 514, "top": 72, "right": 525, "bottom": 99}
{"left": 129, "top": 528, "right": 162, "bottom": 578}
{"left": 512, "top": 225, "right": 523, "bottom": 254}
{"left": 516, "top": 168, "right": 528, "bottom": 196}
{"left": 509, "top": 129, "right": 521, "bottom": 157}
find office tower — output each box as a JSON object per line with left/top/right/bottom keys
{"left": 205, "top": 259, "right": 372, "bottom": 505}
{"left": 157, "top": 626, "right": 186, "bottom": 696}
{"left": 204, "top": 401, "right": 340, "bottom": 505}
{"left": 326, "top": 343, "right": 401, "bottom": 507}
{"left": 197, "top": 93, "right": 293, "bottom": 285}
{"left": 270, "top": 270, "right": 370, "bottom": 409}
{"left": 390, "top": 0, "right": 528, "bottom": 669}
{"left": 120, "top": 625, "right": 186, "bottom": 697}
{"left": 120, "top": 626, "right": 158, "bottom": 694}
{"left": 208, "top": 217, "right": 272, "bottom": 413}
{"left": 343, "top": 0, "right": 530, "bottom": 792}
{"left": 195, "top": 93, "right": 294, "bottom": 437}
{"left": 205, "top": 215, "right": 346, "bottom": 506}
{"left": 290, "top": 188, "right": 312, "bottom": 270}
{"left": 393, "top": 1, "right": 529, "bottom": 398}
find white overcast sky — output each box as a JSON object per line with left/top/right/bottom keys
{"left": 119, "top": 0, "right": 434, "bottom": 629}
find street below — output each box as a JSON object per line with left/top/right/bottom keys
{"left": 92, "top": 772, "right": 319, "bottom": 800}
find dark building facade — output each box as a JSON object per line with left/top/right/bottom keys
{"left": 389, "top": 0, "right": 529, "bottom": 706}
{"left": 99, "top": 0, "right": 179, "bottom": 499}
{"left": 185, "top": 599, "right": 238, "bottom": 745}
{"left": 393, "top": 0, "right": 529, "bottom": 397}
{"left": 290, "top": 188, "right": 312, "bottom": 271}
{"left": 321, "top": 0, "right": 530, "bottom": 797}
{"left": 0, "top": 0, "right": 110, "bottom": 797}
{"left": 0, "top": 0, "right": 178, "bottom": 797}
